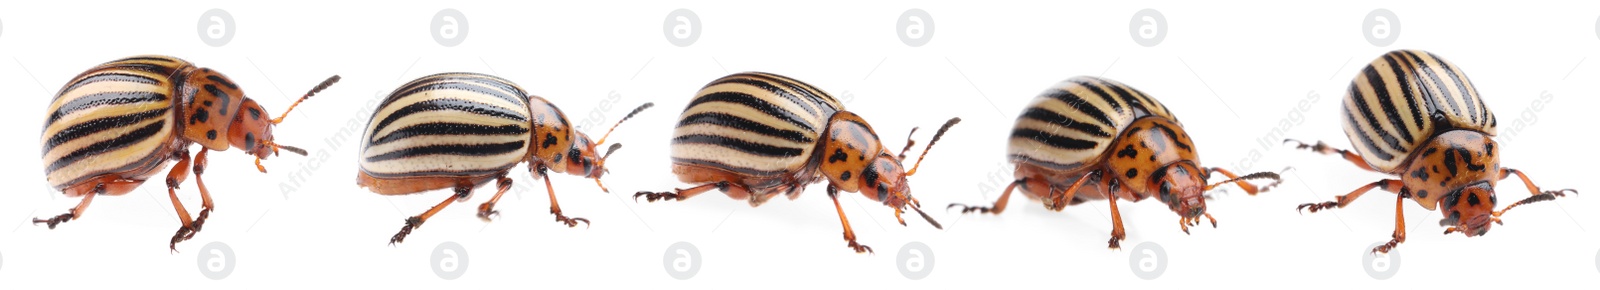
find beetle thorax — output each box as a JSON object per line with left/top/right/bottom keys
{"left": 1103, "top": 116, "right": 1201, "bottom": 198}
{"left": 1401, "top": 130, "right": 1500, "bottom": 211}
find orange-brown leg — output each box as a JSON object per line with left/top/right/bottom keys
{"left": 948, "top": 179, "right": 1023, "bottom": 214}
{"left": 33, "top": 184, "right": 101, "bottom": 228}
{"left": 165, "top": 149, "right": 199, "bottom": 252}
{"left": 1374, "top": 193, "right": 1407, "bottom": 254}
{"left": 534, "top": 165, "right": 589, "bottom": 228}
{"left": 634, "top": 180, "right": 736, "bottom": 202}
{"left": 183, "top": 149, "right": 216, "bottom": 243}
{"left": 475, "top": 174, "right": 513, "bottom": 222}
{"left": 1284, "top": 139, "right": 1378, "bottom": 172}
{"left": 1104, "top": 178, "right": 1127, "bottom": 249}
{"left": 1492, "top": 168, "right": 1578, "bottom": 219}
{"left": 391, "top": 181, "right": 474, "bottom": 245}
{"left": 827, "top": 184, "right": 872, "bottom": 254}
{"left": 1296, "top": 179, "right": 1403, "bottom": 213}
{"left": 1046, "top": 171, "right": 1097, "bottom": 211}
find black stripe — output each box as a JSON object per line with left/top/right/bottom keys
{"left": 365, "top": 141, "right": 526, "bottom": 163}
{"left": 47, "top": 91, "right": 169, "bottom": 126}
{"left": 409, "top": 74, "right": 529, "bottom": 106}
{"left": 1373, "top": 55, "right": 1416, "bottom": 143}
{"left": 1071, "top": 79, "right": 1124, "bottom": 114}
{"left": 1401, "top": 51, "right": 1464, "bottom": 119}
{"left": 672, "top": 134, "right": 804, "bottom": 157}
{"left": 707, "top": 77, "right": 819, "bottom": 117}
{"left": 1388, "top": 53, "right": 1428, "bottom": 137}
{"left": 370, "top": 98, "right": 529, "bottom": 136}
{"left": 370, "top": 122, "right": 530, "bottom": 146}
{"left": 43, "top": 108, "right": 169, "bottom": 154}
{"left": 1020, "top": 107, "right": 1111, "bottom": 138}
{"left": 1102, "top": 81, "right": 1147, "bottom": 115}
{"left": 111, "top": 63, "right": 177, "bottom": 77}
{"left": 204, "top": 84, "right": 232, "bottom": 117}
{"left": 393, "top": 81, "right": 527, "bottom": 110}
{"left": 1041, "top": 90, "right": 1116, "bottom": 128}
{"left": 111, "top": 56, "right": 178, "bottom": 63}
{"left": 59, "top": 73, "right": 160, "bottom": 96}
{"left": 1343, "top": 102, "right": 1395, "bottom": 161}
{"left": 1354, "top": 67, "right": 1407, "bottom": 153}
{"left": 1427, "top": 51, "right": 1482, "bottom": 125}
{"left": 687, "top": 91, "right": 817, "bottom": 132}
{"left": 1012, "top": 128, "right": 1097, "bottom": 150}
{"left": 677, "top": 112, "right": 814, "bottom": 144}
{"left": 670, "top": 157, "right": 790, "bottom": 176}
{"left": 205, "top": 75, "right": 238, "bottom": 90}
{"left": 746, "top": 73, "right": 840, "bottom": 113}
{"left": 46, "top": 119, "right": 166, "bottom": 172}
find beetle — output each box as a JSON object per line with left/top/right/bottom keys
{"left": 632, "top": 72, "right": 957, "bottom": 254}
{"left": 948, "top": 76, "right": 1282, "bottom": 249}
{"left": 1285, "top": 49, "right": 1577, "bottom": 254}
{"left": 37, "top": 55, "right": 338, "bottom": 251}
{"left": 358, "top": 72, "right": 653, "bottom": 244}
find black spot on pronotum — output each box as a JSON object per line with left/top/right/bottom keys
{"left": 1421, "top": 147, "right": 1438, "bottom": 157}
{"left": 551, "top": 151, "right": 563, "bottom": 163}
{"left": 542, "top": 133, "right": 557, "bottom": 149}
{"left": 1485, "top": 143, "right": 1494, "bottom": 157}
{"left": 1416, "top": 189, "right": 1429, "bottom": 199}
{"left": 203, "top": 100, "right": 213, "bottom": 107}
{"left": 839, "top": 171, "right": 852, "bottom": 181}
{"left": 1442, "top": 147, "right": 1459, "bottom": 176}
{"left": 244, "top": 133, "right": 255, "bottom": 150}
{"left": 1466, "top": 192, "right": 1482, "bottom": 206}
{"left": 1411, "top": 168, "right": 1430, "bottom": 181}
{"left": 190, "top": 109, "right": 209, "bottom": 124}
{"left": 1125, "top": 168, "right": 1138, "bottom": 179}
{"left": 206, "top": 130, "right": 218, "bottom": 140}
{"left": 1117, "top": 145, "right": 1138, "bottom": 159}
{"left": 829, "top": 148, "right": 848, "bottom": 163}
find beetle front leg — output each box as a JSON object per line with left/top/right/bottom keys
{"left": 166, "top": 149, "right": 198, "bottom": 252}
{"left": 827, "top": 184, "right": 872, "bottom": 254}
{"left": 533, "top": 165, "right": 589, "bottom": 228}
{"left": 187, "top": 149, "right": 215, "bottom": 239}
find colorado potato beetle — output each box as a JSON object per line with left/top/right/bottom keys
{"left": 948, "top": 76, "right": 1282, "bottom": 249}
{"left": 1286, "top": 50, "right": 1577, "bottom": 254}
{"left": 358, "top": 72, "right": 653, "bottom": 244}
{"left": 37, "top": 55, "right": 338, "bottom": 250}
{"left": 632, "top": 72, "right": 958, "bottom": 254}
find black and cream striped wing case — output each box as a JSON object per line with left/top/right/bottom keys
{"left": 669, "top": 72, "right": 844, "bottom": 180}
{"left": 41, "top": 56, "right": 188, "bottom": 190}
{"left": 1340, "top": 50, "right": 1497, "bottom": 173}
{"left": 1007, "top": 76, "right": 1177, "bottom": 172}
{"left": 359, "top": 73, "right": 535, "bottom": 179}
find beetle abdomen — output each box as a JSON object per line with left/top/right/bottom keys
{"left": 669, "top": 72, "right": 843, "bottom": 178}
{"left": 1007, "top": 76, "right": 1175, "bottom": 171}
{"left": 360, "top": 73, "right": 533, "bottom": 179}
{"left": 40, "top": 56, "right": 187, "bottom": 189}
{"left": 1341, "top": 50, "right": 1497, "bottom": 173}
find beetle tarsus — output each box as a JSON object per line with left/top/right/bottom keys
{"left": 476, "top": 202, "right": 500, "bottom": 222}
{"left": 1297, "top": 201, "right": 1338, "bottom": 213}
{"left": 633, "top": 191, "right": 679, "bottom": 202}
{"left": 170, "top": 225, "right": 197, "bottom": 253}
{"left": 390, "top": 216, "right": 422, "bottom": 245}
{"left": 946, "top": 203, "right": 994, "bottom": 214}
{"left": 32, "top": 211, "right": 75, "bottom": 229}
{"left": 847, "top": 240, "right": 873, "bottom": 254}
{"left": 552, "top": 210, "right": 590, "bottom": 228}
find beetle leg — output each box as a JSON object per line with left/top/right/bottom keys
{"left": 187, "top": 149, "right": 214, "bottom": 240}
{"left": 827, "top": 184, "right": 872, "bottom": 254}
{"left": 1104, "top": 177, "right": 1127, "bottom": 249}
{"left": 166, "top": 149, "right": 198, "bottom": 252}
{"left": 476, "top": 173, "right": 513, "bottom": 222}
{"left": 1374, "top": 192, "right": 1407, "bottom": 254}
{"left": 1297, "top": 179, "right": 1403, "bottom": 213}
{"left": 948, "top": 178, "right": 1023, "bottom": 214}
{"left": 1492, "top": 168, "right": 1577, "bottom": 221}
{"left": 391, "top": 181, "right": 474, "bottom": 245}
{"left": 1047, "top": 171, "right": 1097, "bottom": 211}
{"left": 1284, "top": 139, "right": 1378, "bottom": 172}
{"left": 33, "top": 183, "right": 102, "bottom": 229}
{"left": 633, "top": 181, "right": 731, "bottom": 202}
{"left": 535, "top": 165, "right": 589, "bottom": 228}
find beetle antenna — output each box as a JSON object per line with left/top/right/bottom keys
{"left": 594, "top": 102, "right": 654, "bottom": 146}
{"left": 910, "top": 204, "right": 943, "bottom": 230}
{"left": 905, "top": 117, "right": 960, "bottom": 176}
{"left": 897, "top": 127, "right": 920, "bottom": 161}
{"left": 1204, "top": 171, "right": 1281, "bottom": 191}
{"left": 272, "top": 75, "right": 341, "bottom": 124}
{"left": 600, "top": 143, "right": 623, "bottom": 162}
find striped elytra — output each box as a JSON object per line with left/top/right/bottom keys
{"left": 951, "top": 76, "right": 1282, "bottom": 249}
{"left": 635, "top": 72, "right": 959, "bottom": 254}
{"left": 1289, "top": 49, "right": 1576, "bottom": 254}
{"left": 358, "top": 72, "right": 653, "bottom": 244}
{"left": 36, "top": 55, "right": 338, "bottom": 250}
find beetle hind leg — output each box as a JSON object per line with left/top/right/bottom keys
{"left": 948, "top": 179, "right": 1024, "bottom": 214}
{"left": 633, "top": 181, "right": 731, "bottom": 202}
{"left": 391, "top": 181, "right": 474, "bottom": 245}
{"left": 33, "top": 184, "right": 104, "bottom": 229}
{"left": 475, "top": 174, "right": 513, "bottom": 222}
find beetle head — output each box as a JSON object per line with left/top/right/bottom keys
{"left": 1441, "top": 182, "right": 1497, "bottom": 237}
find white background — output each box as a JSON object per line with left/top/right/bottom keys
{"left": 1, "top": 0, "right": 1597, "bottom": 288}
